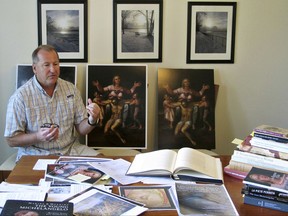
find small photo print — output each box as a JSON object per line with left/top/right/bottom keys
{"left": 119, "top": 186, "right": 176, "bottom": 210}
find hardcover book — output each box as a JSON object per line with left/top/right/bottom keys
{"left": 239, "top": 135, "right": 288, "bottom": 160}
{"left": 242, "top": 187, "right": 288, "bottom": 203}
{"left": 175, "top": 182, "right": 239, "bottom": 216}
{"left": 254, "top": 125, "right": 288, "bottom": 140}
{"left": 126, "top": 147, "right": 223, "bottom": 184}
{"left": 243, "top": 167, "right": 288, "bottom": 194}
{"left": 224, "top": 165, "right": 248, "bottom": 180}
{"left": 250, "top": 137, "right": 288, "bottom": 153}
{"left": 0, "top": 200, "right": 73, "bottom": 216}
{"left": 244, "top": 195, "right": 288, "bottom": 212}
{"left": 231, "top": 150, "right": 288, "bottom": 173}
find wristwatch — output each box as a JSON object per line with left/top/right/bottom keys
{"left": 88, "top": 118, "right": 99, "bottom": 126}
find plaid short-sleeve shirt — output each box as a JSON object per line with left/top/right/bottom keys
{"left": 4, "top": 76, "right": 88, "bottom": 160}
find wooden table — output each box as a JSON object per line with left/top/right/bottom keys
{"left": 6, "top": 155, "right": 287, "bottom": 216}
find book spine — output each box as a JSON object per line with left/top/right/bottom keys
{"left": 243, "top": 185, "right": 288, "bottom": 199}
{"left": 233, "top": 150, "right": 288, "bottom": 168}
{"left": 228, "top": 160, "right": 253, "bottom": 173}
{"left": 254, "top": 126, "right": 288, "bottom": 138}
{"left": 254, "top": 133, "right": 288, "bottom": 143}
{"left": 238, "top": 142, "right": 288, "bottom": 161}
{"left": 250, "top": 140, "right": 288, "bottom": 154}
{"left": 251, "top": 137, "right": 288, "bottom": 150}
{"left": 243, "top": 191, "right": 288, "bottom": 203}
{"left": 231, "top": 154, "right": 288, "bottom": 173}
{"left": 224, "top": 166, "right": 247, "bottom": 180}
{"left": 244, "top": 195, "right": 288, "bottom": 212}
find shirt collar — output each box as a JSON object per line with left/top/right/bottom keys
{"left": 33, "top": 75, "right": 58, "bottom": 96}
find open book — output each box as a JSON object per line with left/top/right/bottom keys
{"left": 126, "top": 148, "right": 223, "bottom": 183}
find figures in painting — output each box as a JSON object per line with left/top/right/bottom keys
{"left": 160, "top": 75, "right": 214, "bottom": 148}
{"left": 91, "top": 75, "right": 143, "bottom": 145}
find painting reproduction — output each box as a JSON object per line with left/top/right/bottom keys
{"left": 113, "top": 0, "right": 163, "bottom": 62}
{"left": 158, "top": 68, "right": 215, "bottom": 150}
{"left": 187, "top": 2, "right": 237, "bottom": 63}
{"left": 37, "top": 0, "right": 87, "bottom": 62}
{"left": 86, "top": 64, "right": 147, "bottom": 149}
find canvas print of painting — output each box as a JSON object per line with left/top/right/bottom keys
{"left": 158, "top": 68, "right": 215, "bottom": 150}
{"left": 16, "top": 64, "right": 77, "bottom": 89}
{"left": 86, "top": 64, "right": 147, "bottom": 149}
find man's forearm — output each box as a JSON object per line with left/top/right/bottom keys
{"left": 6, "top": 132, "right": 38, "bottom": 147}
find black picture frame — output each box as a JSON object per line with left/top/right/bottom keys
{"left": 187, "top": 2, "right": 237, "bottom": 64}
{"left": 86, "top": 64, "right": 148, "bottom": 149}
{"left": 37, "top": 0, "right": 88, "bottom": 62}
{"left": 16, "top": 64, "right": 77, "bottom": 89}
{"left": 113, "top": 0, "right": 163, "bottom": 62}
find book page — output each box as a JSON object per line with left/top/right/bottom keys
{"left": 174, "top": 148, "right": 222, "bottom": 179}
{"left": 127, "top": 149, "right": 177, "bottom": 175}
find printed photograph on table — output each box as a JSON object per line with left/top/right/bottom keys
{"left": 37, "top": 0, "right": 88, "bottom": 62}
{"left": 65, "top": 187, "right": 147, "bottom": 215}
{"left": 113, "top": 0, "right": 163, "bottom": 62}
{"left": 187, "top": 2, "right": 237, "bottom": 63}
{"left": 16, "top": 64, "right": 77, "bottom": 89}
{"left": 119, "top": 186, "right": 176, "bottom": 210}
{"left": 158, "top": 68, "right": 215, "bottom": 150}
{"left": 86, "top": 64, "right": 147, "bottom": 149}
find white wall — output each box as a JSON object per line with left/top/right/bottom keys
{"left": 1, "top": 0, "right": 288, "bottom": 164}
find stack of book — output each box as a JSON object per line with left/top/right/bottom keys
{"left": 224, "top": 125, "right": 288, "bottom": 180}
{"left": 242, "top": 167, "right": 288, "bottom": 212}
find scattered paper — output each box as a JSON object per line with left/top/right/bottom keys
{"left": 33, "top": 159, "right": 57, "bottom": 170}
{"left": 231, "top": 138, "right": 243, "bottom": 145}
{"left": 89, "top": 159, "right": 144, "bottom": 185}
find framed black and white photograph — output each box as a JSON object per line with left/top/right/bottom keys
{"left": 86, "top": 64, "right": 147, "bottom": 149}
{"left": 187, "top": 2, "right": 237, "bottom": 64}
{"left": 16, "top": 64, "right": 77, "bottom": 89}
{"left": 158, "top": 68, "right": 215, "bottom": 150}
{"left": 37, "top": 0, "right": 88, "bottom": 62}
{"left": 113, "top": 0, "right": 163, "bottom": 62}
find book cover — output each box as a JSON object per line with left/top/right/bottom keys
{"left": 175, "top": 182, "right": 239, "bottom": 216}
{"left": 243, "top": 167, "right": 288, "bottom": 194}
{"left": 119, "top": 185, "right": 176, "bottom": 210}
{"left": 254, "top": 125, "right": 288, "bottom": 139}
{"left": 0, "top": 200, "right": 73, "bottom": 216}
{"left": 64, "top": 187, "right": 147, "bottom": 215}
{"left": 244, "top": 195, "right": 288, "bottom": 212}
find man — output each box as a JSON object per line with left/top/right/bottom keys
{"left": 4, "top": 45, "right": 101, "bottom": 162}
